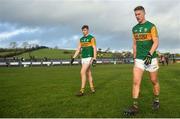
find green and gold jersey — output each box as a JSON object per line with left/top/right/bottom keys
{"left": 80, "top": 34, "right": 96, "bottom": 58}
{"left": 132, "top": 21, "right": 158, "bottom": 60}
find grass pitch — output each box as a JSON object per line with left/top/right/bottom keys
{"left": 0, "top": 64, "right": 180, "bottom": 117}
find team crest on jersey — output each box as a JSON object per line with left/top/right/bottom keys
{"left": 83, "top": 38, "right": 90, "bottom": 42}
{"left": 139, "top": 27, "right": 143, "bottom": 32}
{"left": 144, "top": 28, "right": 148, "bottom": 32}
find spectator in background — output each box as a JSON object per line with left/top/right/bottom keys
{"left": 165, "top": 55, "right": 169, "bottom": 66}
{"left": 172, "top": 54, "right": 176, "bottom": 63}
{"left": 161, "top": 55, "right": 165, "bottom": 66}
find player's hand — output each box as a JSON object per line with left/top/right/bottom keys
{"left": 144, "top": 52, "right": 152, "bottom": 65}
{"left": 92, "top": 58, "right": 97, "bottom": 67}
{"left": 70, "top": 58, "right": 74, "bottom": 65}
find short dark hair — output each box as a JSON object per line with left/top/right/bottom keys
{"left": 134, "top": 6, "right": 145, "bottom": 12}
{"left": 81, "top": 25, "right": 89, "bottom": 30}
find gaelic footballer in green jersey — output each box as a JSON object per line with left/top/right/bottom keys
{"left": 71, "top": 25, "right": 97, "bottom": 96}
{"left": 132, "top": 21, "right": 158, "bottom": 60}
{"left": 132, "top": 21, "right": 159, "bottom": 72}
{"left": 124, "top": 6, "right": 160, "bottom": 116}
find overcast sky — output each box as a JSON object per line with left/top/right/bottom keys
{"left": 0, "top": 0, "right": 179, "bottom": 53}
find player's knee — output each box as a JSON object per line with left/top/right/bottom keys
{"left": 87, "top": 72, "right": 92, "bottom": 78}
{"left": 80, "top": 70, "right": 86, "bottom": 75}
{"left": 86, "top": 72, "right": 90, "bottom": 77}
{"left": 133, "top": 80, "right": 140, "bottom": 87}
{"left": 87, "top": 70, "right": 91, "bottom": 75}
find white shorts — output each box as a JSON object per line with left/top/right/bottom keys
{"left": 134, "top": 58, "right": 159, "bottom": 72}
{"left": 81, "top": 57, "right": 92, "bottom": 64}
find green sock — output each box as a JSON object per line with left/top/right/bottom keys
{"left": 80, "top": 88, "right": 84, "bottom": 93}
{"left": 154, "top": 95, "right": 159, "bottom": 102}
{"left": 133, "top": 98, "right": 138, "bottom": 107}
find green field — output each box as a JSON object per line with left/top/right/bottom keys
{"left": 0, "top": 64, "right": 180, "bottom": 117}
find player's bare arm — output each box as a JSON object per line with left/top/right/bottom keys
{"left": 92, "top": 38, "right": 97, "bottom": 60}
{"left": 71, "top": 42, "right": 81, "bottom": 65}
{"left": 73, "top": 42, "right": 81, "bottom": 58}
{"left": 132, "top": 36, "right": 137, "bottom": 59}
{"left": 91, "top": 37, "right": 97, "bottom": 67}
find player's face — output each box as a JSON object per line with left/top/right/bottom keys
{"left": 82, "top": 28, "right": 89, "bottom": 36}
{"left": 135, "top": 10, "right": 145, "bottom": 23}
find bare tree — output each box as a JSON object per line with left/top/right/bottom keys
{"left": 22, "top": 42, "right": 29, "bottom": 49}
{"left": 9, "top": 42, "right": 17, "bottom": 49}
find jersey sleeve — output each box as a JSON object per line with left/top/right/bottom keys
{"left": 91, "top": 38, "right": 96, "bottom": 46}
{"left": 151, "top": 26, "right": 158, "bottom": 39}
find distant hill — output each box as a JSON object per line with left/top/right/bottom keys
{"left": 17, "top": 48, "right": 75, "bottom": 60}
{"left": 0, "top": 48, "right": 127, "bottom": 60}
{"left": 17, "top": 48, "right": 115, "bottom": 60}
{"left": 0, "top": 46, "right": 48, "bottom": 58}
